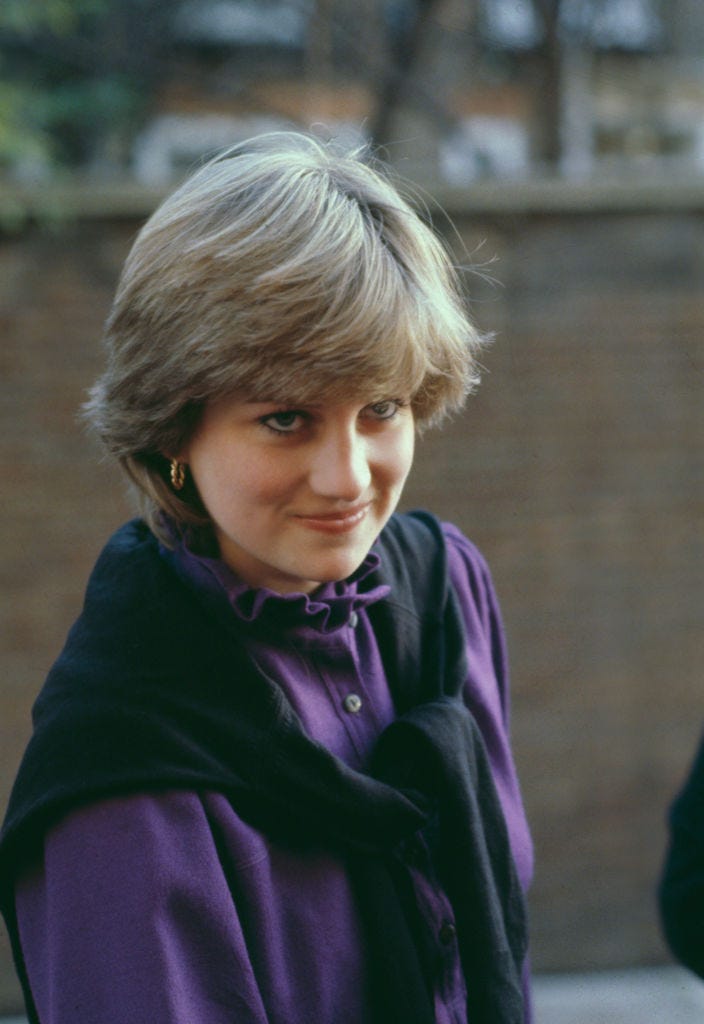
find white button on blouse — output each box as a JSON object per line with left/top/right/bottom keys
{"left": 343, "top": 693, "right": 363, "bottom": 714}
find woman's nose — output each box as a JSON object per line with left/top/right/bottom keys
{"left": 309, "top": 430, "right": 372, "bottom": 500}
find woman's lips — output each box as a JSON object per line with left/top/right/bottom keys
{"left": 293, "top": 504, "right": 371, "bottom": 534}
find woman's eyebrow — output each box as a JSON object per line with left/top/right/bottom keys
{"left": 245, "top": 399, "right": 320, "bottom": 409}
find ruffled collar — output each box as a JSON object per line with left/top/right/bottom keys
{"left": 160, "top": 519, "right": 390, "bottom": 636}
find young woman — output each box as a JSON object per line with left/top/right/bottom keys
{"left": 0, "top": 131, "right": 533, "bottom": 1024}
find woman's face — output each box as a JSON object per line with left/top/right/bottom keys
{"left": 180, "top": 393, "right": 415, "bottom": 593}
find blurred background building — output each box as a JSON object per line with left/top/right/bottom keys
{"left": 1, "top": 0, "right": 703, "bottom": 1016}
{"left": 2, "top": 0, "right": 704, "bottom": 186}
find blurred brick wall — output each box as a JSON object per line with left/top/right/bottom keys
{"left": 1, "top": 204, "right": 702, "bottom": 1009}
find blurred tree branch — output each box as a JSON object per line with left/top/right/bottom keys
{"left": 370, "top": 0, "right": 447, "bottom": 147}
{"left": 533, "top": 0, "right": 564, "bottom": 167}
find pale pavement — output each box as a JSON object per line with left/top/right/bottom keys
{"left": 3, "top": 966, "right": 704, "bottom": 1023}
{"left": 534, "top": 966, "right": 704, "bottom": 1023}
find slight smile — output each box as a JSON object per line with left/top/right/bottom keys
{"left": 293, "top": 504, "right": 371, "bottom": 533}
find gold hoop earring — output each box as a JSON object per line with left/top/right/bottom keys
{"left": 170, "top": 459, "right": 186, "bottom": 491}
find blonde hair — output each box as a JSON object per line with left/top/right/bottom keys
{"left": 86, "top": 130, "right": 486, "bottom": 540}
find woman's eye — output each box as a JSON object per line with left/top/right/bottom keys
{"left": 261, "top": 410, "right": 304, "bottom": 434}
{"left": 367, "top": 400, "right": 401, "bottom": 420}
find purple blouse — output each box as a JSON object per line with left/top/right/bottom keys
{"left": 15, "top": 522, "right": 533, "bottom": 1024}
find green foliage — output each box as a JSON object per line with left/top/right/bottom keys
{"left": 1, "top": 0, "right": 107, "bottom": 36}
{"left": 0, "top": 0, "right": 147, "bottom": 175}
{"left": 0, "top": 82, "right": 50, "bottom": 165}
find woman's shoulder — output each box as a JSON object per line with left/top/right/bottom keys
{"left": 88, "top": 518, "right": 166, "bottom": 592}
{"left": 74, "top": 518, "right": 215, "bottom": 661}
{"left": 383, "top": 511, "right": 490, "bottom": 567}
{"left": 439, "top": 519, "right": 504, "bottom": 641}
{"left": 440, "top": 520, "right": 492, "bottom": 574}
{"left": 384, "top": 511, "right": 496, "bottom": 608}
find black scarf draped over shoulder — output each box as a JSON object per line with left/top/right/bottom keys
{"left": 0, "top": 510, "right": 527, "bottom": 1024}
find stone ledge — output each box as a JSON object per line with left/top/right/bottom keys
{"left": 2, "top": 174, "right": 704, "bottom": 226}
{"left": 435, "top": 175, "right": 704, "bottom": 215}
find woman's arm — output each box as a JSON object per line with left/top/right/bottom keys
{"left": 15, "top": 791, "right": 269, "bottom": 1024}
{"left": 442, "top": 522, "right": 534, "bottom": 1022}
{"left": 442, "top": 522, "right": 533, "bottom": 882}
